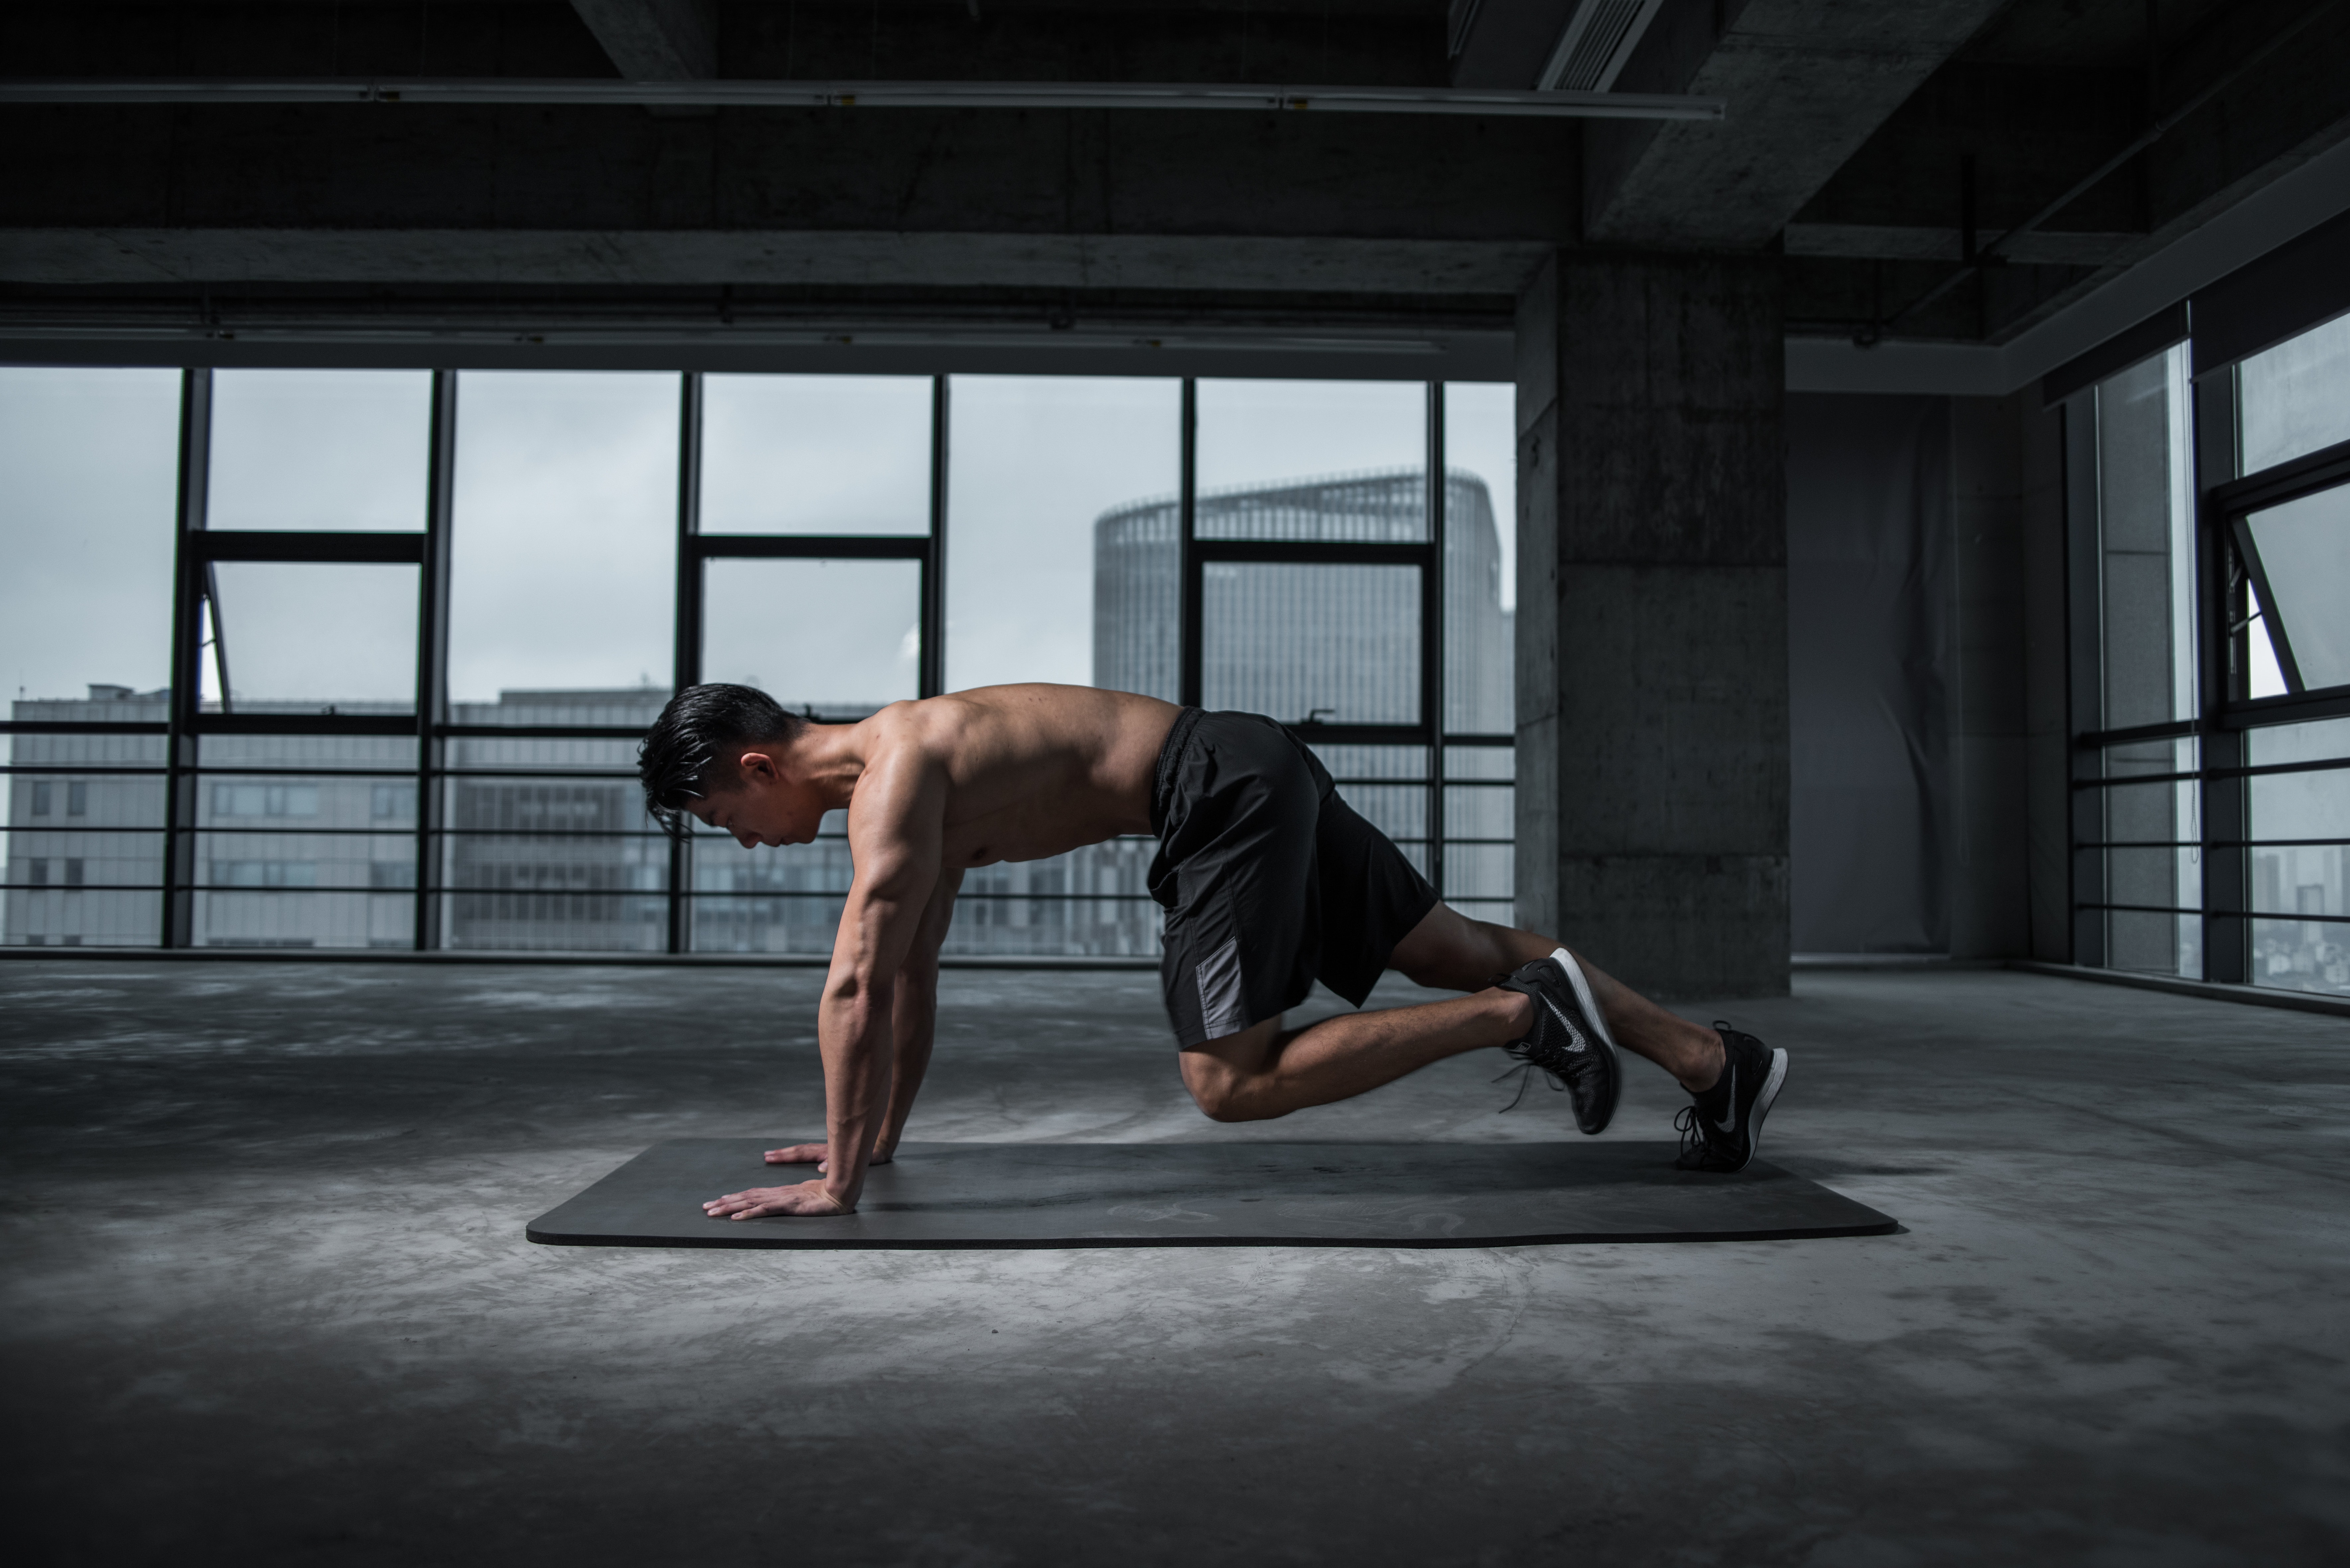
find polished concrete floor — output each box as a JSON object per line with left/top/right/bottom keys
{"left": 4, "top": 960, "right": 2348, "bottom": 1566}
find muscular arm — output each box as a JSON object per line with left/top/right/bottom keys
{"left": 704, "top": 735, "right": 950, "bottom": 1219}
{"left": 762, "top": 865, "right": 963, "bottom": 1170}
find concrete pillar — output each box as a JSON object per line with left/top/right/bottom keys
{"left": 1513, "top": 250, "right": 1788, "bottom": 999}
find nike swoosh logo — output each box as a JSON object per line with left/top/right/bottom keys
{"left": 1711, "top": 1065, "right": 1738, "bottom": 1133}
{"left": 1543, "top": 996, "right": 1589, "bottom": 1052}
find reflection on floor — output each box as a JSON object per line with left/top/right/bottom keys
{"left": 4, "top": 961, "right": 2347, "bottom": 1563}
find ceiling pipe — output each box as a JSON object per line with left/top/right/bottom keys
{"left": 0, "top": 77, "right": 1724, "bottom": 120}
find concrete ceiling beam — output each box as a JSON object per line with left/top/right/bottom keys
{"left": 1585, "top": 0, "right": 2012, "bottom": 249}
{"left": 0, "top": 227, "right": 1556, "bottom": 298}
{"left": 1784, "top": 224, "right": 2140, "bottom": 267}
{"left": 571, "top": 0, "right": 717, "bottom": 81}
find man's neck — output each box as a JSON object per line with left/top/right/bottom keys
{"left": 785, "top": 724, "right": 867, "bottom": 812}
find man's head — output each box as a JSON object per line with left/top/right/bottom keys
{"left": 639, "top": 683, "right": 812, "bottom": 844}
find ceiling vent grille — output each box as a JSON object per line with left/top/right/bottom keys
{"left": 1538, "top": 0, "right": 1666, "bottom": 93}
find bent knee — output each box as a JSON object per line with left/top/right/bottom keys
{"left": 1179, "top": 1055, "right": 1282, "bottom": 1123}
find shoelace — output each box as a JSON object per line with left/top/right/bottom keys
{"left": 1491, "top": 1057, "right": 1566, "bottom": 1113}
{"left": 1674, "top": 1103, "right": 1711, "bottom": 1163}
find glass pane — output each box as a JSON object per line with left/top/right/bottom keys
{"left": 2250, "top": 843, "right": 2347, "bottom": 915}
{"left": 2248, "top": 764, "right": 2350, "bottom": 848}
{"left": 198, "top": 735, "right": 418, "bottom": 773}
{"left": 7, "top": 832, "right": 165, "bottom": 945}
{"left": 2244, "top": 483, "right": 2350, "bottom": 691}
{"left": 690, "top": 808, "right": 848, "bottom": 955}
{"left": 2094, "top": 346, "right": 2196, "bottom": 730}
{"left": 2247, "top": 717, "right": 2350, "bottom": 768}
{"left": 1339, "top": 783, "right": 1427, "bottom": 844}
{"left": 941, "top": 840, "right": 1162, "bottom": 958}
{"left": 701, "top": 375, "right": 931, "bottom": 536}
{"left": 446, "top": 732, "right": 647, "bottom": 772}
{"left": 703, "top": 558, "right": 920, "bottom": 718}
{"left": 1443, "top": 842, "right": 1514, "bottom": 902}
{"left": 192, "top": 891, "right": 413, "bottom": 949}
{"left": 2240, "top": 313, "right": 2350, "bottom": 476}
{"left": 2099, "top": 736, "right": 2199, "bottom": 978}
{"left": 944, "top": 376, "right": 1180, "bottom": 694}
{"left": 2104, "top": 909, "right": 2191, "bottom": 978}
{"left": 1196, "top": 380, "right": 1427, "bottom": 541}
{"left": 1445, "top": 782, "right": 1514, "bottom": 841}
{"left": 450, "top": 372, "right": 678, "bottom": 704}
{"left": 440, "top": 774, "right": 667, "bottom": 952}
{"left": 1203, "top": 563, "right": 1420, "bottom": 726}
{"left": 193, "top": 769, "right": 416, "bottom": 948}
{"left": 208, "top": 370, "right": 431, "bottom": 532}
{"left": 1444, "top": 745, "right": 1515, "bottom": 780}
{"left": 1093, "top": 493, "right": 1181, "bottom": 704}
{"left": 206, "top": 562, "right": 419, "bottom": 711}
{"left": 2250, "top": 917, "right": 2349, "bottom": 996}
{"left": 1444, "top": 382, "right": 1517, "bottom": 735}
{"left": 1309, "top": 744, "right": 1426, "bottom": 780}
{"left": 0, "top": 367, "right": 179, "bottom": 704}
{"left": 5, "top": 730, "right": 167, "bottom": 944}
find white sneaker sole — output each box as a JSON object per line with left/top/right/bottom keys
{"left": 1743, "top": 1047, "right": 1789, "bottom": 1166}
{"left": 1547, "top": 947, "right": 1622, "bottom": 1128}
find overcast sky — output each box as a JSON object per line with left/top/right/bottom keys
{"left": 1, "top": 367, "right": 1518, "bottom": 719}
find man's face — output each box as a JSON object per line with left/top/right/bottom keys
{"left": 686, "top": 752, "right": 825, "bottom": 848}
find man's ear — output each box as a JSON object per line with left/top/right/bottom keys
{"left": 737, "top": 750, "right": 779, "bottom": 785}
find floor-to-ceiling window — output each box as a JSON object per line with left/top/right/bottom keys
{"left": 2, "top": 367, "right": 1517, "bottom": 961}
{"left": 2068, "top": 311, "right": 2350, "bottom": 997}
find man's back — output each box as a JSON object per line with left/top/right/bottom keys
{"left": 862, "top": 684, "right": 1181, "bottom": 869}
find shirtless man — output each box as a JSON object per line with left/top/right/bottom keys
{"left": 637, "top": 682, "right": 1789, "bottom": 1220}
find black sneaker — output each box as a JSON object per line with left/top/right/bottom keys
{"left": 1674, "top": 1023, "right": 1788, "bottom": 1173}
{"left": 1492, "top": 948, "right": 1622, "bottom": 1134}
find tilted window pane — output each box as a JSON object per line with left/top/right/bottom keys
{"left": 2239, "top": 313, "right": 2350, "bottom": 476}
{"left": 701, "top": 375, "right": 931, "bottom": 536}
{"left": 450, "top": 372, "right": 678, "bottom": 704}
{"left": 945, "top": 376, "right": 1179, "bottom": 694}
{"left": 205, "top": 562, "right": 419, "bottom": 711}
{"left": 208, "top": 370, "right": 431, "bottom": 532}
{"left": 703, "top": 558, "right": 920, "bottom": 718}
{"left": 1444, "top": 383, "right": 1517, "bottom": 735}
{"left": 0, "top": 368, "right": 178, "bottom": 705}
{"left": 1196, "top": 380, "right": 1427, "bottom": 541}
{"left": 2243, "top": 482, "right": 2350, "bottom": 691}
{"left": 2094, "top": 347, "right": 2197, "bottom": 730}
{"left": 1203, "top": 564, "right": 1421, "bottom": 726}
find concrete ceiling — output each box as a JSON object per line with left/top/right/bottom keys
{"left": 1, "top": 0, "right": 2345, "bottom": 355}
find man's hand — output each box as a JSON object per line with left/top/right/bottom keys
{"left": 764, "top": 1142, "right": 893, "bottom": 1172}
{"left": 702, "top": 1179, "right": 852, "bottom": 1219}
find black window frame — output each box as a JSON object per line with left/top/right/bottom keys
{"left": 5, "top": 367, "right": 1517, "bottom": 956}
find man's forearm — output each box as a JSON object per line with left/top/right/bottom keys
{"left": 816, "top": 983, "right": 896, "bottom": 1207}
{"left": 875, "top": 967, "right": 938, "bottom": 1156}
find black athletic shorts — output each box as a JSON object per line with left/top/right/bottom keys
{"left": 1148, "top": 708, "right": 1441, "bottom": 1048}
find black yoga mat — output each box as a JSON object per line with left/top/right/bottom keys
{"left": 527, "top": 1139, "right": 1897, "bottom": 1249}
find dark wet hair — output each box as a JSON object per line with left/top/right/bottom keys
{"left": 638, "top": 683, "right": 806, "bottom": 839}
